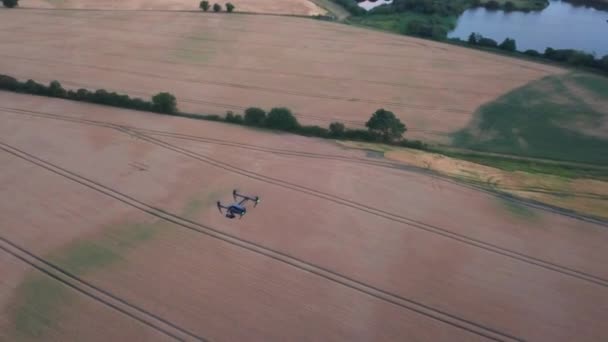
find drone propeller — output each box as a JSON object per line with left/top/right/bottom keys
{"left": 254, "top": 196, "right": 260, "bottom": 207}
{"left": 233, "top": 189, "right": 238, "bottom": 202}
{"left": 217, "top": 201, "right": 223, "bottom": 214}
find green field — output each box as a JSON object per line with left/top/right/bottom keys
{"left": 452, "top": 73, "right": 608, "bottom": 165}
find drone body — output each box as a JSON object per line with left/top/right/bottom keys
{"left": 217, "top": 190, "right": 260, "bottom": 219}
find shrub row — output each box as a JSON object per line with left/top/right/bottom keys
{"left": 0, "top": 75, "right": 427, "bottom": 150}
{"left": 0, "top": 76, "right": 177, "bottom": 114}
{"left": 199, "top": 1, "right": 234, "bottom": 12}
{"left": 460, "top": 34, "right": 608, "bottom": 74}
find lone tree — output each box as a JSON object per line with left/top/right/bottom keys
{"left": 199, "top": 0, "right": 209, "bottom": 11}
{"left": 2, "top": 0, "right": 18, "bottom": 8}
{"left": 213, "top": 3, "right": 221, "bottom": 12}
{"left": 152, "top": 92, "right": 177, "bottom": 114}
{"left": 365, "top": 109, "right": 406, "bottom": 142}
{"left": 265, "top": 107, "right": 300, "bottom": 131}
{"left": 226, "top": 2, "right": 234, "bottom": 12}
{"left": 498, "top": 37, "right": 517, "bottom": 52}
{"left": 244, "top": 107, "right": 266, "bottom": 126}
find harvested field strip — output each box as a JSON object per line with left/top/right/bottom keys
{"left": 2, "top": 107, "right": 607, "bottom": 288}
{"left": 0, "top": 50, "right": 503, "bottom": 97}
{"left": 0, "top": 141, "right": 523, "bottom": 342}
{"left": 1, "top": 57, "right": 474, "bottom": 114}
{"left": 9, "top": 9, "right": 560, "bottom": 73}
{"left": 0, "top": 238, "right": 205, "bottom": 342}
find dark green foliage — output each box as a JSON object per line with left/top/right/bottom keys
{"left": 265, "top": 107, "right": 300, "bottom": 131}
{"left": 48, "top": 81, "right": 66, "bottom": 98}
{"left": 226, "top": 2, "right": 234, "bottom": 12}
{"left": 152, "top": 92, "right": 177, "bottom": 114}
{"left": 342, "top": 129, "right": 381, "bottom": 142}
{"left": 477, "top": 37, "right": 498, "bottom": 48}
{"left": 404, "top": 19, "right": 446, "bottom": 39}
{"left": 213, "top": 3, "right": 221, "bottom": 12}
{"left": 498, "top": 38, "right": 516, "bottom": 52}
{"left": 200, "top": 0, "right": 210, "bottom": 11}
{"left": 329, "top": 122, "right": 346, "bottom": 137}
{"left": 2, "top": 0, "right": 18, "bottom": 8}
{"left": 504, "top": 1, "right": 515, "bottom": 11}
{"left": 244, "top": 107, "right": 266, "bottom": 126}
{"left": 365, "top": 108, "right": 407, "bottom": 142}
{"left": 298, "top": 125, "right": 330, "bottom": 137}
{"left": 391, "top": 0, "right": 471, "bottom": 16}
{"left": 398, "top": 139, "right": 427, "bottom": 149}
{"left": 601, "top": 56, "right": 608, "bottom": 72}
{"left": 225, "top": 111, "right": 243, "bottom": 124}
{"left": 0, "top": 75, "right": 19, "bottom": 90}
{"left": 468, "top": 32, "right": 480, "bottom": 44}
{"left": 524, "top": 49, "right": 541, "bottom": 57}
{"left": 484, "top": 0, "right": 500, "bottom": 10}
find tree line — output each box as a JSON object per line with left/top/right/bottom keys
{"left": 0, "top": 75, "right": 178, "bottom": 114}
{"left": 199, "top": 1, "right": 235, "bottom": 12}
{"left": 464, "top": 33, "right": 608, "bottom": 73}
{"left": 2, "top": 0, "right": 18, "bottom": 8}
{"left": 0, "top": 75, "right": 426, "bottom": 150}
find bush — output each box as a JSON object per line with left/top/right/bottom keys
{"left": 2, "top": 0, "right": 18, "bottom": 8}
{"left": 213, "top": 3, "right": 221, "bottom": 12}
{"left": 397, "top": 139, "right": 427, "bottom": 150}
{"left": 225, "top": 111, "right": 243, "bottom": 124}
{"left": 478, "top": 37, "right": 498, "bottom": 48}
{"left": 200, "top": 0, "right": 210, "bottom": 11}
{"left": 244, "top": 107, "right": 266, "bottom": 126}
{"left": 601, "top": 55, "right": 608, "bottom": 72}
{"left": 329, "top": 122, "right": 346, "bottom": 137}
{"left": 48, "top": 80, "right": 66, "bottom": 98}
{"left": 404, "top": 19, "right": 446, "bottom": 40}
{"left": 22, "top": 79, "right": 47, "bottom": 95}
{"left": 524, "top": 49, "right": 541, "bottom": 57}
{"left": 342, "top": 129, "right": 381, "bottom": 142}
{"left": 498, "top": 38, "right": 516, "bottom": 52}
{"left": 298, "top": 125, "right": 330, "bottom": 137}
{"left": 152, "top": 92, "right": 177, "bottom": 114}
{"left": 0, "top": 74, "right": 19, "bottom": 91}
{"left": 226, "top": 2, "right": 234, "bottom": 12}
{"left": 265, "top": 107, "right": 300, "bottom": 131}
{"left": 365, "top": 108, "right": 406, "bottom": 142}
{"left": 485, "top": 0, "right": 500, "bottom": 10}
{"left": 468, "top": 32, "right": 481, "bottom": 45}
{"left": 504, "top": 1, "right": 515, "bottom": 11}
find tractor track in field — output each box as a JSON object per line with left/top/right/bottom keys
{"left": 3, "top": 105, "right": 605, "bottom": 201}
{"left": 0, "top": 141, "right": 523, "bottom": 342}
{"left": 2, "top": 106, "right": 607, "bottom": 289}
{"left": 0, "top": 238, "right": 206, "bottom": 342}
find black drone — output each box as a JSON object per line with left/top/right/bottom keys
{"left": 217, "top": 190, "right": 260, "bottom": 219}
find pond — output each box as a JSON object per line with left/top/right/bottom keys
{"left": 448, "top": 0, "right": 608, "bottom": 56}
{"left": 357, "top": 0, "right": 393, "bottom": 11}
